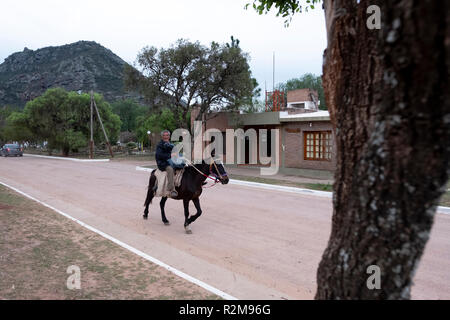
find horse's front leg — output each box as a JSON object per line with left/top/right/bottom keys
{"left": 160, "top": 197, "right": 170, "bottom": 225}
{"left": 183, "top": 198, "right": 192, "bottom": 234}
{"left": 187, "top": 198, "right": 202, "bottom": 225}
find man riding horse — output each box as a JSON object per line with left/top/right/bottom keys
{"left": 145, "top": 129, "right": 229, "bottom": 233}
{"left": 155, "top": 130, "right": 185, "bottom": 198}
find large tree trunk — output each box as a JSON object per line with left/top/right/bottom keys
{"left": 316, "top": 0, "right": 449, "bottom": 299}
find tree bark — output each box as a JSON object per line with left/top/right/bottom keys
{"left": 316, "top": 0, "right": 450, "bottom": 299}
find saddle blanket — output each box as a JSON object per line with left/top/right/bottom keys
{"left": 153, "top": 168, "right": 184, "bottom": 197}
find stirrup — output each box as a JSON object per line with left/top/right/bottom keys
{"left": 170, "top": 190, "right": 178, "bottom": 198}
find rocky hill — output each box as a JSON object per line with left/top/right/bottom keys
{"left": 0, "top": 41, "right": 134, "bottom": 107}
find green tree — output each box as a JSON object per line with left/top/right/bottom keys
{"left": 135, "top": 108, "right": 177, "bottom": 147}
{"left": 111, "top": 99, "right": 147, "bottom": 132}
{"left": 65, "top": 91, "right": 121, "bottom": 151}
{"left": 249, "top": 0, "right": 449, "bottom": 299}
{"left": 124, "top": 37, "right": 255, "bottom": 130}
{"left": 12, "top": 88, "right": 121, "bottom": 156}
{"left": 3, "top": 111, "right": 33, "bottom": 144}
{"left": 0, "top": 105, "right": 21, "bottom": 144}
{"left": 277, "top": 73, "right": 326, "bottom": 110}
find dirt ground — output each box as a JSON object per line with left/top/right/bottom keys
{"left": 0, "top": 155, "right": 449, "bottom": 299}
{"left": 0, "top": 185, "right": 219, "bottom": 300}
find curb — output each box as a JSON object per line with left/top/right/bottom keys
{"left": 24, "top": 153, "right": 110, "bottom": 162}
{"left": 136, "top": 166, "right": 155, "bottom": 173}
{"left": 229, "top": 179, "right": 333, "bottom": 198}
{"left": 136, "top": 166, "right": 450, "bottom": 214}
{"left": 136, "top": 166, "right": 332, "bottom": 198}
{"left": 438, "top": 206, "right": 450, "bottom": 215}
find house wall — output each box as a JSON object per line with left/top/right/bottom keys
{"left": 195, "top": 112, "right": 233, "bottom": 162}
{"left": 282, "top": 121, "right": 336, "bottom": 171}
{"left": 195, "top": 110, "right": 337, "bottom": 172}
{"left": 287, "top": 88, "right": 318, "bottom": 103}
{"left": 241, "top": 124, "right": 282, "bottom": 167}
{"left": 203, "top": 112, "right": 230, "bottom": 132}
{"left": 287, "top": 100, "right": 317, "bottom": 110}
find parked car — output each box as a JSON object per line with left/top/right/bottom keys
{"left": 1, "top": 144, "right": 23, "bottom": 157}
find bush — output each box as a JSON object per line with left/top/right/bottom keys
{"left": 126, "top": 141, "right": 137, "bottom": 154}
{"left": 120, "top": 131, "right": 137, "bottom": 144}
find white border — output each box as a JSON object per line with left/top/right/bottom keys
{"left": 0, "top": 180, "right": 237, "bottom": 300}
{"left": 136, "top": 166, "right": 450, "bottom": 214}
{"left": 24, "top": 154, "right": 110, "bottom": 162}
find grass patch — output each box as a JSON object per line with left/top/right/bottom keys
{"left": 229, "top": 174, "right": 333, "bottom": 192}
{"left": 224, "top": 175, "right": 448, "bottom": 202}
{"left": 304, "top": 183, "right": 333, "bottom": 192}
{"left": 440, "top": 191, "right": 450, "bottom": 207}
{"left": 0, "top": 185, "right": 219, "bottom": 300}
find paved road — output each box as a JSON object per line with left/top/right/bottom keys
{"left": 0, "top": 156, "right": 449, "bottom": 299}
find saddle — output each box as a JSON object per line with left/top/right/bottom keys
{"left": 153, "top": 168, "right": 184, "bottom": 198}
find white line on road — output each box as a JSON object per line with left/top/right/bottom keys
{"left": 135, "top": 166, "right": 450, "bottom": 214}
{"left": 0, "top": 180, "right": 238, "bottom": 300}
{"left": 24, "top": 153, "right": 110, "bottom": 162}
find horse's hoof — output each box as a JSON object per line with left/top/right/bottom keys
{"left": 163, "top": 221, "right": 170, "bottom": 226}
{"left": 184, "top": 226, "right": 192, "bottom": 234}
{"left": 143, "top": 215, "right": 148, "bottom": 220}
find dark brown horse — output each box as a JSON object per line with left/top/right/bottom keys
{"left": 143, "top": 160, "right": 229, "bottom": 233}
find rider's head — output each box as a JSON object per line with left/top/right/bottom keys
{"left": 161, "top": 130, "right": 170, "bottom": 142}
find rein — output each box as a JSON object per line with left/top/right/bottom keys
{"left": 184, "top": 159, "right": 227, "bottom": 187}
{"left": 184, "top": 159, "right": 219, "bottom": 182}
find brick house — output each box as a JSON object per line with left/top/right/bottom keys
{"left": 190, "top": 89, "right": 336, "bottom": 172}
{"left": 286, "top": 88, "right": 320, "bottom": 111}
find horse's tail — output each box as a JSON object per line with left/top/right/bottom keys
{"left": 144, "top": 170, "right": 156, "bottom": 206}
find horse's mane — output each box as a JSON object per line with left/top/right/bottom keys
{"left": 184, "top": 163, "right": 208, "bottom": 176}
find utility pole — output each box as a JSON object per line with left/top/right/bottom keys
{"left": 89, "top": 91, "right": 94, "bottom": 159}
{"left": 89, "top": 91, "right": 114, "bottom": 158}
{"left": 273, "top": 51, "right": 275, "bottom": 92}
{"left": 92, "top": 95, "right": 114, "bottom": 158}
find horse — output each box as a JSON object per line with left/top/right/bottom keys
{"left": 143, "top": 160, "right": 229, "bottom": 233}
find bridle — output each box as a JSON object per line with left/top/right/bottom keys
{"left": 209, "top": 160, "right": 228, "bottom": 182}
{"left": 184, "top": 158, "right": 228, "bottom": 186}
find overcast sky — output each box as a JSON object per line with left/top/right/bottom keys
{"left": 1, "top": 0, "right": 327, "bottom": 93}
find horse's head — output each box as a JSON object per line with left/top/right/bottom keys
{"left": 209, "top": 160, "right": 229, "bottom": 185}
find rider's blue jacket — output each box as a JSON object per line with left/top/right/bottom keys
{"left": 155, "top": 140, "right": 174, "bottom": 171}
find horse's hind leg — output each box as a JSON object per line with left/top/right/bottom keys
{"left": 183, "top": 198, "right": 192, "bottom": 234}
{"left": 160, "top": 197, "right": 170, "bottom": 225}
{"left": 187, "top": 198, "right": 202, "bottom": 225}
{"left": 143, "top": 173, "right": 156, "bottom": 219}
